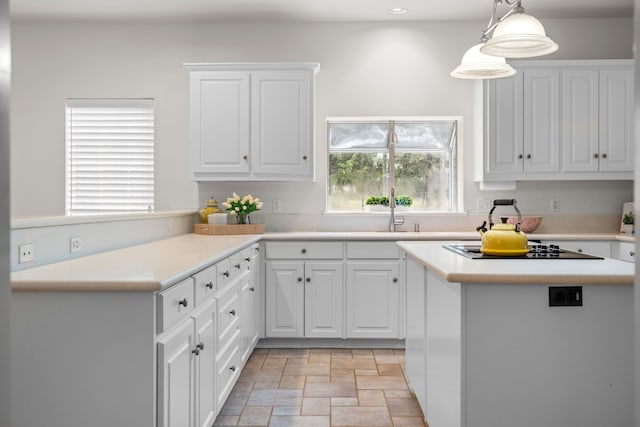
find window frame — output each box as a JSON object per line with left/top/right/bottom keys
{"left": 326, "top": 116, "right": 462, "bottom": 214}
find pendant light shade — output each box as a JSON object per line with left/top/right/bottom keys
{"left": 450, "top": 43, "right": 516, "bottom": 79}
{"left": 480, "top": 12, "right": 559, "bottom": 58}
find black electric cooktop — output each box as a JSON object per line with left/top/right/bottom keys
{"left": 443, "top": 244, "right": 604, "bottom": 260}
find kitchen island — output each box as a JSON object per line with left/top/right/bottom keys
{"left": 398, "top": 241, "right": 634, "bottom": 427}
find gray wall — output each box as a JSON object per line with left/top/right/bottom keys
{"left": 9, "top": 19, "right": 633, "bottom": 230}
{"left": 1, "top": 0, "right": 9, "bottom": 425}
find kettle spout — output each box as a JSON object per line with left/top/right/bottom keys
{"left": 476, "top": 221, "right": 488, "bottom": 236}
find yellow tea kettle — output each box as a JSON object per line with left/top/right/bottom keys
{"left": 476, "top": 199, "right": 529, "bottom": 256}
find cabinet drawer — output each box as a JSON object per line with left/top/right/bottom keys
{"left": 216, "top": 281, "right": 240, "bottom": 350}
{"left": 216, "top": 332, "right": 241, "bottom": 408}
{"left": 265, "top": 241, "right": 343, "bottom": 259}
{"left": 158, "top": 277, "right": 195, "bottom": 333}
{"left": 617, "top": 242, "right": 636, "bottom": 262}
{"left": 194, "top": 264, "right": 217, "bottom": 306}
{"left": 347, "top": 241, "right": 400, "bottom": 259}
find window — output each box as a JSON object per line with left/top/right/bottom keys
{"left": 65, "top": 99, "right": 155, "bottom": 215}
{"left": 328, "top": 118, "right": 458, "bottom": 212}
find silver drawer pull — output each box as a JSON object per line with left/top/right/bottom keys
{"left": 223, "top": 271, "right": 230, "bottom": 277}
{"left": 393, "top": 277, "right": 398, "bottom": 283}
{"left": 229, "top": 309, "right": 236, "bottom": 316}
{"left": 178, "top": 298, "right": 188, "bottom": 308}
{"left": 205, "top": 282, "right": 214, "bottom": 289}
{"left": 249, "top": 287, "right": 255, "bottom": 292}
{"left": 196, "top": 342, "right": 204, "bottom": 351}
{"left": 235, "top": 263, "right": 241, "bottom": 269}
{"left": 192, "top": 348, "right": 200, "bottom": 356}
{"left": 630, "top": 251, "right": 635, "bottom": 257}
{"left": 230, "top": 366, "right": 237, "bottom": 372}
{"left": 245, "top": 257, "right": 251, "bottom": 262}
{"left": 301, "top": 248, "right": 307, "bottom": 254}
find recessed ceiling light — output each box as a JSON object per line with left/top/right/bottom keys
{"left": 387, "top": 7, "right": 408, "bottom": 15}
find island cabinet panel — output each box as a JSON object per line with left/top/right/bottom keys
{"left": 404, "top": 259, "right": 634, "bottom": 427}
{"left": 404, "top": 257, "right": 428, "bottom": 416}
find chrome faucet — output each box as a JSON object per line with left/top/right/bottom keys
{"left": 389, "top": 187, "right": 405, "bottom": 232}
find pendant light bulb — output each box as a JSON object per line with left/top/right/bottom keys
{"left": 451, "top": 43, "right": 516, "bottom": 80}
{"left": 480, "top": 12, "right": 558, "bottom": 58}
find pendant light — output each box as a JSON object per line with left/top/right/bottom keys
{"left": 451, "top": 0, "right": 558, "bottom": 80}
{"left": 480, "top": 3, "right": 558, "bottom": 58}
{"left": 450, "top": 42, "right": 516, "bottom": 79}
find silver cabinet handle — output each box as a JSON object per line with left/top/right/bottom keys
{"left": 306, "top": 277, "right": 311, "bottom": 283}
{"left": 249, "top": 287, "right": 255, "bottom": 292}
{"left": 393, "top": 277, "right": 398, "bottom": 283}
{"left": 630, "top": 251, "right": 635, "bottom": 257}
{"left": 602, "top": 153, "right": 608, "bottom": 159}
{"left": 301, "top": 248, "right": 307, "bottom": 254}
{"left": 178, "top": 298, "right": 188, "bottom": 307}
{"left": 223, "top": 271, "right": 230, "bottom": 277}
{"left": 230, "top": 366, "right": 237, "bottom": 372}
{"left": 229, "top": 309, "right": 236, "bottom": 316}
{"left": 235, "top": 263, "right": 241, "bottom": 270}
{"left": 205, "top": 282, "right": 214, "bottom": 289}
{"left": 297, "top": 277, "right": 303, "bottom": 282}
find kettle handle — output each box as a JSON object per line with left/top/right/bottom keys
{"left": 488, "top": 199, "right": 522, "bottom": 231}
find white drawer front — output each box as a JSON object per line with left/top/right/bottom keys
{"left": 216, "top": 281, "right": 240, "bottom": 350}
{"left": 194, "top": 264, "right": 217, "bottom": 306}
{"left": 346, "top": 241, "right": 400, "bottom": 259}
{"left": 158, "top": 277, "right": 195, "bottom": 333}
{"left": 265, "top": 241, "right": 343, "bottom": 259}
{"left": 216, "top": 332, "right": 241, "bottom": 408}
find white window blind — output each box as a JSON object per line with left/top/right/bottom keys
{"left": 65, "top": 99, "right": 155, "bottom": 215}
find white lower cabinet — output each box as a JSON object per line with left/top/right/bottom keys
{"left": 544, "top": 240, "right": 612, "bottom": 258}
{"left": 265, "top": 260, "right": 344, "bottom": 338}
{"left": 194, "top": 300, "right": 217, "bottom": 427}
{"left": 613, "top": 241, "right": 636, "bottom": 262}
{"left": 346, "top": 261, "right": 400, "bottom": 338}
{"left": 264, "top": 240, "right": 403, "bottom": 340}
{"left": 158, "top": 317, "right": 197, "bottom": 427}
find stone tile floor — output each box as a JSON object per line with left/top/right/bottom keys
{"left": 214, "top": 348, "right": 427, "bottom": 427}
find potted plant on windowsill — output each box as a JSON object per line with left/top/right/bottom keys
{"left": 622, "top": 212, "right": 634, "bottom": 234}
{"left": 365, "top": 195, "right": 413, "bottom": 212}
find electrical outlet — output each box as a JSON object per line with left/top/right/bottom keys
{"left": 18, "top": 243, "right": 35, "bottom": 263}
{"left": 549, "top": 286, "right": 582, "bottom": 307}
{"left": 273, "top": 199, "right": 281, "bottom": 213}
{"left": 477, "top": 198, "right": 492, "bottom": 212}
{"left": 550, "top": 198, "right": 560, "bottom": 212}
{"left": 70, "top": 236, "right": 82, "bottom": 253}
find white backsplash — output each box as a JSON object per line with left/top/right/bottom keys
{"left": 10, "top": 211, "right": 197, "bottom": 271}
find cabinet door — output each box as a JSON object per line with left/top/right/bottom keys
{"left": 599, "top": 69, "right": 634, "bottom": 172}
{"left": 305, "top": 261, "right": 344, "bottom": 338}
{"left": 240, "top": 273, "right": 257, "bottom": 363}
{"left": 193, "top": 301, "right": 216, "bottom": 427}
{"left": 346, "top": 261, "right": 400, "bottom": 339}
{"left": 523, "top": 69, "right": 560, "bottom": 173}
{"left": 158, "top": 319, "right": 195, "bottom": 427}
{"left": 250, "top": 70, "right": 313, "bottom": 180}
{"left": 562, "top": 70, "right": 599, "bottom": 172}
{"left": 486, "top": 74, "right": 524, "bottom": 174}
{"left": 265, "top": 261, "right": 305, "bottom": 337}
{"left": 190, "top": 71, "right": 250, "bottom": 177}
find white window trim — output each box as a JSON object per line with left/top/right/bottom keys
{"left": 65, "top": 99, "right": 155, "bottom": 216}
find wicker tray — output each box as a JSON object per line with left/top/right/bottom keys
{"left": 194, "top": 223, "right": 265, "bottom": 235}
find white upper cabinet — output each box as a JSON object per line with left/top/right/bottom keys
{"left": 477, "top": 60, "right": 634, "bottom": 184}
{"left": 523, "top": 69, "right": 560, "bottom": 173}
{"left": 186, "top": 63, "right": 319, "bottom": 181}
{"left": 598, "top": 68, "right": 634, "bottom": 172}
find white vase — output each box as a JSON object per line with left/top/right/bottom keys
{"left": 622, "top": 224, "right": 634, "bottom": 234}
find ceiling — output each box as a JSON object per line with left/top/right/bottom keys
{"left": 9, "top": 0, "right": 634, "bottom": 23}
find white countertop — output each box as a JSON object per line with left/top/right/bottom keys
{"left": 11, "top": 231, "right": 634, "bottom": 292}
{"left": 398, "top": 241, "right": 635, "bottom": 285}
{"left": 262, "top": 231, "right": 635, "bottom": 242}
{"left": 11, "top": 233, "right": 261, "bottom": 292}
